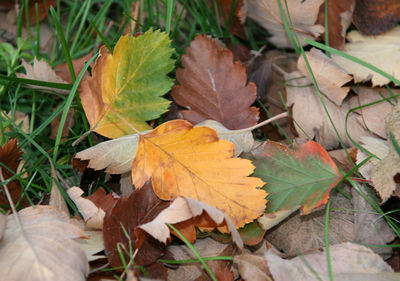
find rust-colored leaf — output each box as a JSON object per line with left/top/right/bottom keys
{"left": 211, "top": 0, "right": 247, "bottom": 39}
{"left": 0, "top": 139, "right": 28, "bottom": 209}
{"left": 353, "top": 0, "right": 400, "bottom": 35}
{"left": 131, "top": 120, "right": 267, "bottom": 228}
{"left": 103, "top": 183, "right": 169, "bottom": 279}
{"left": 316, "top": 0, "right": 355, "bottom": 49}
{"left": 172, "top": 35, "right": 259, "bottom": 130}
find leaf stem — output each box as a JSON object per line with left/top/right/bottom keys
{"left": 230, "top": 112, "right": 288, "bottom": 134}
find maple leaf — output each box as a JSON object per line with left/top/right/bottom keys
{"left": 103, "top": 183, "right": 169, "bottom": 279}
{"left": 0, "top": 139, "right": 28, "bottom": 209}
{"left": 0, "top": 206, "right": 88, "bottom": 281}
{"left": 332, "top": 26, "right": 400, "bottom": 86}
{"left": 247, "top": 0, "right": 325, "bottom": 48}
{"left": 353, "top": 0, "right": 400, "bottom": 35}
{"left": 79, "top": 29, "right": 174, "bottom": 138}
{"left": 253, "top": 141, "right": 342, "bottom": 214}
{"left": 172, "top": 35, "right": 259, "bottom": 130}
{"left": 131, "top": 119, "right": 267, "bottom": 228}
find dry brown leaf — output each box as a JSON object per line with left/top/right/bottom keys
{"left": 265, "top": 190, "right": 354, "bottom": 255}
{"left": 212, "top": 0, "right": 247, "bottom": 39}
{"left": 50, "top": 106, "right": 75, "bottom": 141}
{"left": 265, "top": 242, "right": 395, "bottom": 281}
{"left": 0, "top": 139, "right": 29, "bottom": 209}
{"left": 352, "top": 185, "right": 395, "bottom": 258}
{"left": 357, "top": 136, "right": 389, "bottom": 180}
{"left": 103, "top": 183, "right": 169, "bottom": 278}
{"left": 316, "top": 0, "right": 355, "bottom": 49}
{"left": 55, "top": 52, "right": 93, "bottom": 84}
{"left": 353, "top": 0, "right": 400, "bottom": 35}
{"left": 234, "top": 253, "right": 273, "bottom": 281}
{"left": 132, "top": 120, "right": 266, "bottom": 228}
{"left": 332, "top": 27, "right": 400, "bottom": 86}
{"left": 349, "top": 87, "right": 397, "bottom": 138}
{"left": 136, "top": 196, "right": 243, "bottom": 249}
{"left": 247, "top": 0, "right": 325, "bottom": 48}
{"left": 17, "top": 58, "right": 69, "bottom": 94}
{"left": 74, "top": 228, "right": 105, "bottom": 262}
{"left": 371, "top": 101, "right": 400, "bottom": 203}
{"left": 172, "top": 35, "right": 259, "bottom": 130}
{"left": 0, "top": 206, "right": 88, "bottom": 281}
{"left": 297, "top": 48, "right": 352, "bottom": 106}
{"left": 168, "top": 238, "right": 235, "bottom": 281}
{"left": 285, "top": 71, "right": 371, "bottom": 149}
{"left": 68, "top": 187, "right": 118, "bottom": 229}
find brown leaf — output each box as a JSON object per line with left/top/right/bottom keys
{"left": 68, "top": 187, "right": 119, "bottom": 229}
{"left": 247, "top": 0, "right": 325, "bottom": 48}
{"left": 55, "top": 52, "right": 94, "bottom": 84}
{"left": 0, "top": 139, "right": 28, "bottom": 209}
{"left": 266, "top": 190, "right": 354, "bottom": 255}
{"left": 136, "top": 196, "right": 244, "bottom": 249}
{"left": 216, "top": 266, "right": 234, "bottom": 281}
{"left": 371, "top": 101, "right": 400, "bottom": 203}
{"left": 353, "top": 0, "right": 400, "bottom": 35}
{"left": 211, "top": 0, "right": 247, "bottom": 39}
{"left": 103, "top": 183, "right": 169, "bottom": 279}
{"left": 168, "top": 238, "right": 235, "bottom": 281}
{"left": 16, "top": 58, "right": 69, "bottom": 94}
{"left": 316, "top": 0, "right": 355, "bottom": 49}
{"left": 172, "top": 35, "right": 259, "bottom": 130}
{"left": 0, "top": 206, "right": 88, "bottom": 280}
{"left": 297, "top": 48, "right": 352, "bottom": 106}
{"left": 285, "top": 70, "right": 372, "bottom": 149}
{"left": 352, "top": 185, "right": 396, "bottom": 258}
{"left": 349, "top": 87, "right": 398, "bottom": 139}
{"left": 50, "top": 105, "right": 75, "bottom": 141}
{"left": 265, "top": 242, "right": 395, "bottom": 281}
{"left": 234, "top": 253, "right": 273, "bottom": 281}
{"left": 0, "top": 213, "right": 5, "bottom": 241}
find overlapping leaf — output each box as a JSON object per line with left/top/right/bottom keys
{"left": 172, "top": 35, "right": 259, "bottom": 130}
{"left": 79, "top": 29, "right": 174, "bottom": 138}
{"left": 253, "top": 141, "right": 342, "bottom": 214}
{"left": 0, "top": 206, "right": 88, "bottom": 281}
{"left": 131, "top": 120, "right": 267, "bottom": 228}
{"left": 103, "top": 183, "right": 169, "bottom": 279}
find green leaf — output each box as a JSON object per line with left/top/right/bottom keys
{"left": 79, "top": 29, "right": 175, "bottom": 138}
{"left": 253, "top": 141, "right": 342, "bottom": 214}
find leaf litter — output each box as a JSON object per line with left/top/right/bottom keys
{"left": 3, "top": 4, "right": 400, "bottom": 281}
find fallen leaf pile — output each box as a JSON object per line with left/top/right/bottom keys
{"left": 2, "top": 1, "right": 400, "bottom": 280}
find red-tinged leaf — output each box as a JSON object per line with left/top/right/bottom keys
{"left": 103, "top": 183, "right": 169, "bottom": 279}
{"left": 253, "top": 141, "right": 342, "bottom": 214}
{"left": 0, "top": 139, "right": 28, "bottom": 209}
{"left": 172, "top": 35, "right": 259, "bottom": 130}
{"left": 316, "top": 0, "right": 355, "bottom": 49}
{"left": 86, "top": 187, "right": 119, "bottom": 214}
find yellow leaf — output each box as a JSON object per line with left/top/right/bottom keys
{"left": 131, "top": 120, "right": 267, "bottom": 228}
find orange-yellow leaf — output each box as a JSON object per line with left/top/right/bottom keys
{"left": 131, "top": 120, "right": 267, "bottom": 228}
